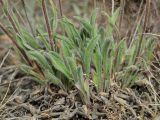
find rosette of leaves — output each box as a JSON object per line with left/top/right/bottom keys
{"left": 0, "top": 1, "right": 155, "bottom": 105}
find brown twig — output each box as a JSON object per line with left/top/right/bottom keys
{"left": 58, "top": 0, "right": 63, "bottom": 17}
{"left": 21, "top": 0, "right": 34, "bottom": 36}
{"left": 6, "top": 10, "right": 20, "bottom": 34}
{"left": 0, "top": 23, "right": 32, "bottom": 66}
{"left": 42, "top": 0, "right": 54, "bottom": 51}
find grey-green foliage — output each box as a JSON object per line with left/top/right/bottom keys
{"left": 3, "top": 3, "right": 155, "bottom": 105}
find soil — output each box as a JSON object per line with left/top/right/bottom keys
{"left": 0, "top": 66, "right": 160, "bottom": 119}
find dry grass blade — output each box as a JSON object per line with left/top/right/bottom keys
{"left": 0, "top": 70, "right": 18, "bottom": 107}
{"left": 135, "top": 0, "right": 151, "bottom": 64}
{"left": 0, "top": 49, "right": 11, "bottom": 68}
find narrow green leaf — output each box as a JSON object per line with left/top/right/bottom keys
{"left": 28, "top": 51, "right": 53, "bottom": 73}
{"left": 47, "top": 51, "right": 71, "bottom": 79}
{"left": 84, "top": 36, "right": 98, "bottom": 77}
{"left": 115, "top": 40, "right": 126, "bottom": 70}
{"left": 44, "top": 70, "right": 65, "bottom": 89}
{"left": 93, "top": 47, "right": 103, "bottom": 91}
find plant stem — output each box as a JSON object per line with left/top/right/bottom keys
{"left": 21, "top": 0, "right": 34, "bottom": 36}
{"left": 58, "top": 0, "right": 63, "bottom": 17}
{"left": 6, "top": 10, "right": 20, "bottom": 34}
{"left": 0, "top": 23, "right": 32, "bottom": 66}
{"left": 128, "top": 0, "right": 144, "bottom": 48}
{"left": 135, "top": 0, "right": 151, "bottom": 64}
{"left": 42, "top": 0, "right": 54, "bottom": 51}
{"left": 13, "top": 8, "right": 26, "bottom": 26}
{"left": 119, "top": 0, "right": 125, "bottom": 36}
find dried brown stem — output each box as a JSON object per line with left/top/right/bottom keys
{"left": 6, "top": 11, "right": 20, "bottom": 34}
{"left": 128, "top": 0, "right": 144, "bottom": 47}
{"left": 21, "top": 0, "right": 34, "bottom": 36}
{"left": 58, "top": 0, "right": 63, "bottom": 17}
{"left": 42, "top": 0, "right": 54, "bottom": 50}
{"left": 134, "top": 0, "right": 151, "bottom": 64}
{"left": 0, "top": 22, "right": 32, "bottom": 66}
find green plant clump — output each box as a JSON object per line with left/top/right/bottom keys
{"left": 0, "top": 1, "right": 155, "bottom": 105}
